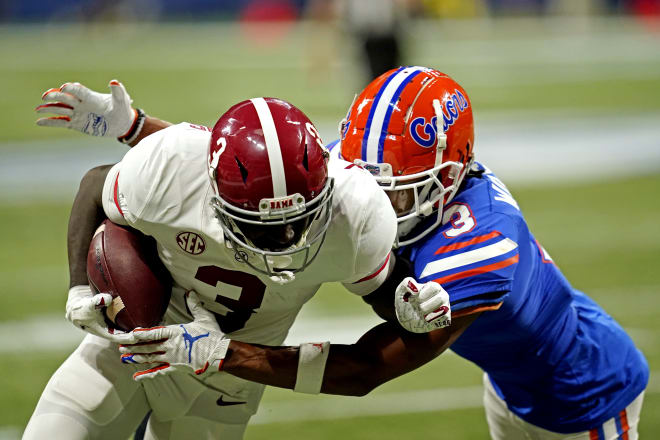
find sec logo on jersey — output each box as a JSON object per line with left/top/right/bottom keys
{"left": 176, "top": 231, "right": 206, "bottom": 255}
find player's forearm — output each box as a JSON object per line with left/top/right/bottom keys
{"left": 127, "top": 115, "right": 172, "bottom": 147}
{"left": 321, "top": 322, "right": 453, "bottom": 396}
{"left": 224, "top": 342, "right": 299, "bottom": 389}
{"left": 67, "top": 165, "right": 112, "bottom": 287}
{"left": 222, "top": 340, "right": 375, "bottom": 396}
{"left": 223, "top": 320, "right": 458, "bottom": 397}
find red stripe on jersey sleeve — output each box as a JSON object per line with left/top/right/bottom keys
{"left": 433, "top": 254, "right": 519, "bottom": 284}
{"left": 113, "top": 172, "right": 125, "bottom": 218}
{"left": 434, "top": 231, "right": 501, "bottom": 255}
{"left": 352, "top": 253, "right": 391, "bottom": 284}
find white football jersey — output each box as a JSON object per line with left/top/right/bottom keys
{"left": 102, "top": 123, "right": 396, "bottom": 346}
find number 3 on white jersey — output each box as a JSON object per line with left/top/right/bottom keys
{"left": 442, "top": 203, "right": 476, "bottom": 238}
{"left": 209, "top": 137, "right": 226, "bottom": 173}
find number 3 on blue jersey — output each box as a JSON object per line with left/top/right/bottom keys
{"left": 443, "top": 202, "right": 476, "bottom": 238}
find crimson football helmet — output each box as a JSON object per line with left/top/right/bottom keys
{"left": 340, "top": 66, "right": 474, "bottom": 247}
{"left": 208, "top": 97, "right": 334, "bottom": 283}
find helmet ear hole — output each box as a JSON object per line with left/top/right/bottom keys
{"left": 302, "top": 143, "right": 309, "bottom": 171}
{"left": 235, "top": 157, "right": 249, "bottom": 183}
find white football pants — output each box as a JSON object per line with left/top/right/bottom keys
{"left": 483, "top": 374, "right": 644, "bottom": 440}
{"left": 22, "top": 334, "right": 262, "bottom": 440}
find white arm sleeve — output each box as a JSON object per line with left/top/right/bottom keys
{"left": 342, "top": 183, "right": 397, "bottom": 296}
{"left": 343, "top": 251, "right": 395, "bottom": 296}
{"left": 100, "top": 128, "right": 172, "bottom": 228}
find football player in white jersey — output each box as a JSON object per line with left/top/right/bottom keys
{"left": 27, "top": 81, "right": 457, "bottom": 439}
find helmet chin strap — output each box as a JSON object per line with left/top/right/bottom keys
{"left": 397, "top": 216, "right": 422, "bottom": 239}
{"left": 397, "top": 178, "right": 446, "bottom": 241}
{"left": 419, "top": 199, "right": 435, "bottom": 216}
{"left": 426, "top": 99, "right": 449, "bottom": 216}
{"left": 432, "top": 99, "right": 448, "bottom": 165}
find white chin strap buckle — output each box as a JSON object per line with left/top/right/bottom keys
{"left": 419, "top": 200, "right": 434, "bottom": 216}
{"left": 270, "top": 270, "right": 295, "bottom": 285}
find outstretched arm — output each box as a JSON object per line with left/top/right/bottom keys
{"left": 132, "top": 116, "right": 171, "bottom": 146}
{"left": 221, "top": 254, "right": 459, "bottom": 395}
{"left": 217, "top": 250, "right": 458, "bottom": 395}
{"left": 36, "top": 80, "right": 172, "bottom": 147}
{"left": 223, "top": 312, "right": 478, "bottom": 396}
{"left": 120, "top": 284, "right": 476, "bottom": 395}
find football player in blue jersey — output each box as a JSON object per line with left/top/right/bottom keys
{"left": 334, "top": 66, "right": 649, "bottom": 439}
{"left": 199, "top": 67, "right": 648, "bottom": 439}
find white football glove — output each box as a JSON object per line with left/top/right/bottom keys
{"left": 66, "top": 285, "right": 136, "bottom": 344}
{"left": 119, "top": 291, "right": 230, "bottom": 381}
{"left": 395, "top": 277, "right": 451, "bottom": 333}
{"left": 36, "top": 79, "right": 137, "bottom": 138}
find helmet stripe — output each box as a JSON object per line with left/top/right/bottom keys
{"left": 378, "top": 69, "right": 425, "bottom": 162}
{"left": 361, "top": 66, "right": 426, "bottom": 164}
{"left": 251, "top": 97, "right": 287, "bottom": 197}
{"left": 361, "top": 67, "right": 404, "bottom": 162}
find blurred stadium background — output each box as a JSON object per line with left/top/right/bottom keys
{"left": 1, "top": 0, "right": 659, "bottom": 439}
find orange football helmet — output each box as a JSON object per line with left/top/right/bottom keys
{"left": 340, "top": 66, "right": 475, "bottom": 247}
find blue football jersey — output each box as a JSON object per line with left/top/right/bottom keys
{"left": 401, "top": 163, "right": 648, "bottom": 433}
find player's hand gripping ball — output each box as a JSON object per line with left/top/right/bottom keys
{"left": 87, "top": 220, "right": 172, "bottom": 332}
{"left": 395, "top": 277, "right": 451, "bottom": 333}
{"left": 65, "top": 285, "right": 134, "bottom": 343}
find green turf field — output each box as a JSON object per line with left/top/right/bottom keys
{"left": 1, "top": 17, "right": 659, "bottom": 439}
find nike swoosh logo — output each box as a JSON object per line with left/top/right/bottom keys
{"left": 217, "top": 395, "right": 246, "bottom": 406}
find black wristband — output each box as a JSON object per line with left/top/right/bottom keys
{"left": 118, "top": 108, "right": 146, "bottom": 144}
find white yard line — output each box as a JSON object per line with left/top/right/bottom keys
{"left": 1, "top": 294, "right": 659, "bottom": 353}
{"left": 2, "top": 113, "right": 660, "bottom": 203}
{"left": 251, "top": 385, "right": 486, "bottom": 425}
{"left": 0, "top": 315, "right": 85, "bottom": 354}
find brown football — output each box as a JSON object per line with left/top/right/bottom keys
{"left": 87, "top": 219, "right": 172, "bottom": 332}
